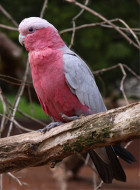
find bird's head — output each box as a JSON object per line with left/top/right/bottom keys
{"left": 18, "top": 17, "right": 64, "bottom": 51}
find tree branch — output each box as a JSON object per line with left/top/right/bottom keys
{"left": 0, "top": 102, "right": 140, "bottom": 174}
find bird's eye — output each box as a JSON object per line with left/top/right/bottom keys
{"left": 28, "top": 27, "right": 35, "bottom": 33}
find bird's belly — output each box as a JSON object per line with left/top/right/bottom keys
{"left": 34, "top": 72, "right": 90, "bottom": 121}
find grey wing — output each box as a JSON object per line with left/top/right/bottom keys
{"left": 63, "top": 52, "right": 107, "bottom": 113}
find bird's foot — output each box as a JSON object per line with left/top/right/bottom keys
{"left": 60, "top": 113, "right": 79, "bottom": 122}
{"left": 38, "top": 122, "right": 63, "bottom": 133}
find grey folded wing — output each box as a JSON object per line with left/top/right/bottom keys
{"left": 63, "top": 52, "right": 107, "bottom": 113}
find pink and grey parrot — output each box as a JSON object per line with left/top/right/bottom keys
{"left": 18, "top": 17, "right": 135, "bottom": 183}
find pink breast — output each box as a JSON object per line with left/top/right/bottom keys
{"left": 29, "top": 49, "right": 90, "bottom": 121}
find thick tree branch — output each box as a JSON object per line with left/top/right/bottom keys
{"left": 0, "top": 102, "right": 140, "bottom": 174}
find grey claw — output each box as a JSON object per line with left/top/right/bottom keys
{"left": 59, "top": 113, "right": 79, "bottom": 121}
{"left": 38, "top": 122, "right": 63, "bottom": 133}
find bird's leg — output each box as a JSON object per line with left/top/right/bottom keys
{"left": 60, "top": 113, "right": 79, "bottom": 122}
{"left": 38, "top": 122, "right": 63, "bottom": 133}
{"left": 39, "top": 114, "right": 80, "bottom": 133}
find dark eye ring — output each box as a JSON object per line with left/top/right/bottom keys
{"left": 28, "top": 27, "right": 34, "bottom": 33}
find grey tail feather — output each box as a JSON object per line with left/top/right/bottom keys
{"left": 89, "top": 146, "right": 126, "bottom": 183}
{"left": 113, "top": 145, "right": 136, "bottom": 164}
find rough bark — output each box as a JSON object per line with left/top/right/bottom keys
{"left": 0, "top": 102, "right": 140, "bottom": 174}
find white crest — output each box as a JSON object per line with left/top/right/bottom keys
{"left": 18, "top": 17, "right": 57, "bottom": 32}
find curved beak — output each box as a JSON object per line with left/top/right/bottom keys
{"left": 19, "top": 33, "right": 26, "bottom": 46}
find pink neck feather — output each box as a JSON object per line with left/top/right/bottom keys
{"left": 25, "top": 27, "right": 65, "bottom": 51}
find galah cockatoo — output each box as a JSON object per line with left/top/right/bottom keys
{"left": 18, "top": 17, "right": 135, "bottom": 183}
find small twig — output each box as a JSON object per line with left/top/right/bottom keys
{"left": 0, "top": 24, "right": 18, "bottom": 31}
{"left": 93, "top": 63, "right": 140, "bottom": 104}
{"left": 0, "top": 89, "right": 45, "bottom": 131}
{"left": 94, "top": 180, "right": 103, "bottom": 190}
{"left": 0, "top": 87, "right": 7, "bottom": 136}
{"left": 123, "top": 64, "right": 140, "bottom": 81}
{"left": 4, "top": 98, "right": 46, "bottom": 127}
{"left": 93, "top": 64, "right": 140, "bottom": 81}
{"left": 93, "top": 64, "right": 122, "bottom": 75}
{"left": 69, "top": 21, "right": 76, "bottom": 49}
{"left": 78, "top": 153, "right": 101, "bottom": 187}
{"left": 85, "top": 153, "right": 90, "bottom": 165}
{"left": 0, "top": 174, "right": 2, "bottom": 190}
{"left": 77, "top": 154, "right": 98, "bottom": 175}
{"left": 14, "top": 120, "right": 34, "bottom": 132}
{"left": 11, "top": 107, "right": 46, "bottom": 127}
{"left": 7, "top": 60, "right": 30, "bottom": 137}
{"left": 40, "top": 0, "right": 48, "bottom": 18}
{"left": 93, "top": 170, "right": 97, "bottom": 189}
{"left": 0, "top": 113, "right": 33, "bottom": 133}
{"left": 124, "top": 141, "right": 133, "bottom": 149}
{"left": 6, "top": 99, "right": 46, "bottom": 127}
{"left": 0, "top": 74, "right": 32, "bottom": 85}
{"left": 0, "top": 5, "right": 18, "bottom": 27}
{"left": 60, "top": 21, "right": 140, "bottom": 35}
{"left": 119, "top": 63, "right": 129, "bottom": 105}
{"left": 60, "top": 21, "right": 108, "bottom": 34}
{"left": 0, "top": 77, "right": 31, "bottom": 87}
{"left": 0, "top": 87, "right": 46, "bottom": 129}
{"left": 7, "top": 173, "right": 22, "bottom": 186}
{"left": 7, "top": 172, "right": 27, "bottom": 186}
{"left": 27, "top": 85, "right": 34, "bottom": 115}
{"left": 69, "top": 0, "right": 89, "bottom": 48}
{"left": 92, "top": 163, "right": 102, "bottom": 190}
{"left": 0, "top": 74, "right": 32, "bottom": 87}
{"left": 96, "top": 75, "right": 106, "bottom": 97}
{"left": 115, "top": 18, "right": 140, "bottom": 47}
